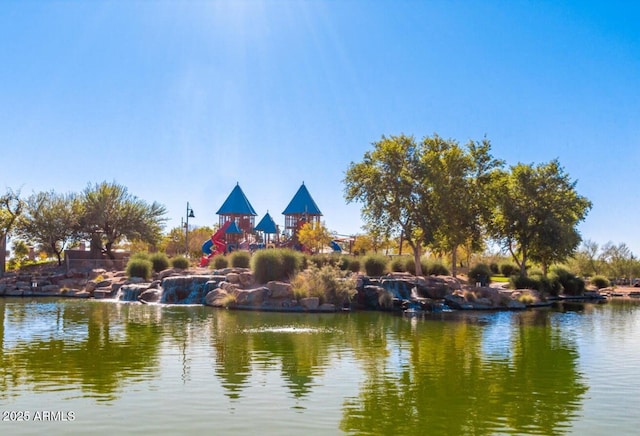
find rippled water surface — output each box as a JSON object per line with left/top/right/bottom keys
{"left": 1, "top": 298, "right": 639, "bottom": 435}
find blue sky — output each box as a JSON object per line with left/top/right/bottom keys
{"left": 1, "top": 1, "right": 639, "bottom": 255}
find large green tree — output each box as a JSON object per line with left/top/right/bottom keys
{"left": 490, "top": 160, "right": 591, "bottom": 277}
{"left": 344, "top": 134, "right": 435, "bottom": 276}
{"left": 78, "top": 181, "right": 167, "bottom": 259}
{"left": 16, "top": 191, "right": 80, "bottom": 265}
{"left": 0, "top": 188, "right": 23, "bottom": 275}
{"left": 422, "top": 136, "right": 503, "bottom": 276}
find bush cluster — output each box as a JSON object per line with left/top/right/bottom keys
{"left": 291, "top": 264, "right": 356, "bottom": 305}
{"left": 171, "top": 256, "right": 190, "bottom": 270}
{"left": 468, "top": 263, "right": 492, "bottom": 286}
{"left": 126, "top": 258, "right": 152, "bottom": 280}
{"left": 211, "top": 255, "right": 228, "bottom": 269}
{"left": 500, "top": 263, "right": 519, "bottom": 277}
{"left": 590, "top": 275, "right": 610, "bottom": 289}
{"left": 149, "top": 252, "right": 170, "bottom": 273}
{"left": 509, "top": 267, "right": 585, "bottom": 296}
{"left": 363, "top": 254, "right": 388, "bottom": 276}
{"left": 251, "top": 249, "right": 303, "bottom": 283}
{"left": 230, "top": 251, "right": 251, "bottom": 268}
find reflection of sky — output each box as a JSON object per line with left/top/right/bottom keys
{"left": 480, "top": 312, "right": 516, "bottom": 362}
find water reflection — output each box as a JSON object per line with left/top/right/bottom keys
{"left": 1, "top": 298, "right": 637, "bottom": 434}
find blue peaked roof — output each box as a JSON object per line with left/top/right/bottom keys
{"left": 255, "top": 212, "right": 278, "bottom": 234}
{"left": 282, "top": 183, "right": 322, "bottom": 216}
{"left": 225, "top": 220, "right": 243, "bottom": 234}
{"left": 216, "top": 183, "right": 257, "bottom": 216}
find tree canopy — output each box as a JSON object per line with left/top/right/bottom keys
{"left": 490, "top": 160, "right": 592, "bottom": 277}
{"left": 16, "top": 191, "right": 80, "bottom": 265}
{"left": 344, "top": 134, "right": 503, "bottom": 276}
{"left": 0, "top": 188, "right": 23, "bottom": 275}
{"left": 78, "top": 181, "right": 167, "bottom": 259}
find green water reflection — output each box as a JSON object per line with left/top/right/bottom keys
{"left": 0, "top": 298, "right": 622, "bottom": 434}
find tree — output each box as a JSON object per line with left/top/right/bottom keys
{"left": 422, "top": 136, "right": 503, "bottom": 277}
{"left": 298, "top": 221, "right": 332, "bottom": 254}
{"left": 0, "top": 188, "right": 23, "bottom": 276}
{"left": 599, "top": 242, "right": 636, "bottom": 284}
{"left": 344, "top": 134, "right": 433, "bottom": 276}
{"left": 78, "top": 181, "right": 167, "bottom": 259}
{"left": 490, "top": 160, "right": 592, "bottom": 277}
{"left": 15, "top": 191, "right": 79, "bottom": 265}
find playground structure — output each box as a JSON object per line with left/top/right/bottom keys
{"left": 199, "top": 220, "right": 232, "bottom": 267}
{"left": 199, "top": 182, "right": 351, "bottom": 265}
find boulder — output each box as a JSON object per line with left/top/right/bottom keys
{"left": 89, "top": 268, "right": 107, "bottom": 280}
{"left": 205, "top": 289, "right": 229, "bottom": 307}
{"left": 300, "top": 297, "right": 320, "bottom": 310}
{"left": 138, "top": 289, "right": 161, "bottom": 303}
{"left": 226, "top": 273, "right": 240, "bottom": 284}
{"left": 220, "top": 281, "right": 238, "bottom": 293}
{"left": 267, "top": 281, "right": 293, "bottom": 299}
{"left": 41, "top": 284, "right": 61, "bottom": 294}
{"left": 235, "top": 287, "right": 268, "bottom": 305}
{"left": 239, "top": 272, "right": 254, "bottom": 287}
{"left": 319, "top": 303, "right": 336, "bottom": 312}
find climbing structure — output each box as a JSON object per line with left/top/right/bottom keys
{"left": 282, "top": 182, "right": 322, "bottom": 250}
{"left": 216, "top": 183, "right": 258, "bottom": 237}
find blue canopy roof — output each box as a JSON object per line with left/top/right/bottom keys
{"left": 282, "top": 183, "right": 322, "bottom": 216}
{"left": 225, "top": 220, "right": 243, "bottom": 234}
{"left": 216, "top": 183, "right": 257, "bottom": 216}
{"left": 255, "top": 212, "right": 278, "bottom": 234}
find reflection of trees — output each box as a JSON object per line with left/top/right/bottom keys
{"left": 209, "top": 311, "right": 346, "bottom": 400}
{"left": 341, "top": 311, "right": 587, "bottom": 435}
{"left": 0, "top": 300, "right": 163, "bottom": 401}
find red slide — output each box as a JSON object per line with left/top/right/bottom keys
{"left": 199, "top": 221, "right": 232, "bottom": 267}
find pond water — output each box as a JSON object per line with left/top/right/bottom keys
{"left": 1, "top": 298, "right": 639, "bottom": 435}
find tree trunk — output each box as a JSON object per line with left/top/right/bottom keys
{"left": 412, "top": 244, "right": 423, "bottom": 276}
{"left": 451, "top": 246, "right": 458, "bottom": 278}
{"left": 0, "top": 233, "right": 6, "bottom": 277}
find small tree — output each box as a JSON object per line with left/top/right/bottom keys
{"left": 78, "top": 181, "right": 167, "bottom": 259}
{"left": 16, "top": 191, "right": 79, "bottom": 266}
{"left": 298, "top": 221, "right": 332, "bottom": 254}
{"left": 0, "top": 188, "right": 23, "bottom": 275}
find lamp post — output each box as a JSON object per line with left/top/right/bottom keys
{"left": 185, "top": 202, "right": 195, "bottom": 256}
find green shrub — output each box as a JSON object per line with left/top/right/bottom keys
{"left": 348, "top": 258, "right": 361, "bottom": 273}
{"left": 426, "top": 261, "right": 450, "bottom": 276}
{"left": 230, "top": 251, "right": 251, "bottom": 268}
{"left": 338, "top": 255, "right": 351, "bottom": 271}
{"left": 489, "top": 262, "right": 500, "bottom": 274}
{"left": 126, "top": 258, "right": 152, "bottom": 280}
{"left": 363, "top": 254, "right": 388, "bottom": 277}
{"left": 404, "top": 257, "right": 429, "bottom": 275}
{"left": 291, "top": 265, "right": 356, "bottom": 305}
{"left": 130, "top": 252, "right": 150, "bottom": 261}
{"left": 252, "top": 249, "right": 284, "bottom": 283}
{"left": 280, "top": 249, "right": 303, "bottom": 279}
{"left": 211, "top": 255, "right": 228, "bottom": 269}
{"left": 171, "top": 256, "right": 190, "bottom": 270}
{"left": 550, "top": 267, "right": 585, "bottom": 295}
{"left": 510, "top": 275, "right": 539, "bottom": 290}
{"left": 468, "top": 263, "right": 492, "bottom": 286}
{"left": 390, "top": 256, "right": 408, "bottom": 272}
{"left": 310, "top": 254, "right": 328, "bottom": 268}
{"left": 500, "top": 263, "right": 518, "bottom": 277}
{"left": 591, "top": 275, "right": 610, "bottom": 289}
{"left": 149, "top": 252, "right": 170, "bottom": 273}
{"left": 251, "top": 249, "right": 305, "bottom": 283}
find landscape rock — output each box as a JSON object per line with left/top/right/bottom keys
{"left": 267, "top": 281, "right": 293, "bottom": 299}
{"left": 300, "top": 297, "right": 320, "bottom": 310}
